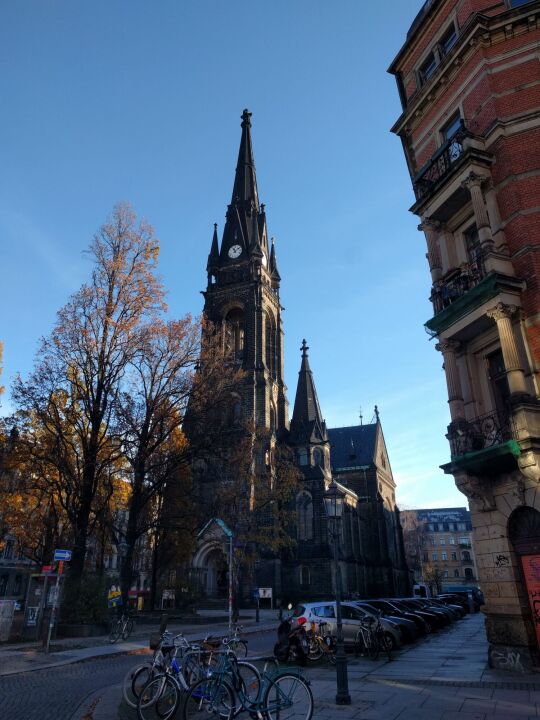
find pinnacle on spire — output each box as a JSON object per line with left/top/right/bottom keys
{"left": 290, "top": 339, "right": 327, "bottom": 445}
{"left": 270, "top": 237, "right": 281, "bottom": 281}
{"left": 207, "top": 223, "right": 220, "bottom": 271}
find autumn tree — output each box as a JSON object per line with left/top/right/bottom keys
{"left": 13, "top": 203, "right": 164, "bottom": 601}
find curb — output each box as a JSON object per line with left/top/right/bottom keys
{"left": 69, "top": 682, "right": 122, "bottom": 720}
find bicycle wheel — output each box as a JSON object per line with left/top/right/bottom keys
{"left": 234, "top": 660, "right": 261, "bottom": 708}
{"left": 263, "top": 673, "right": 313, "bottom": 720}
{"left": 306, "top": 638, "right": 323, "bottom": 662}
{"left": 138, "top": 674, "right": 179, "bottom": 720}
{"left": 183, "top": 677, "right": 235, "bottom": 720}
{"left": 123, "top": 618, "right": 134, "bottom": 640}
{"left": 109, "top": 620, "right": 121, "bottom": 643}
{"left": 122, "top": 663, "right": 152, "bottom": 708}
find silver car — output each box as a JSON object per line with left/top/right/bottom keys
{"left": 292, "top": 601, "right": 402, "bottom": 649}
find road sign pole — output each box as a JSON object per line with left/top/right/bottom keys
{"left": 45, "top": 563, "right": 63, "bottom": 654}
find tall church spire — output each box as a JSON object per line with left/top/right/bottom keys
{"left": 206, "top": 223, "right": 219, "bottom": 272}
{"left": 220, "top": 110, "right": 264, "bottom": 262}
{"left": 290, "top": 340, "right": 327, "bottom": 444}
{"left": 231, "top": 109, "right": 259, "bottom": 210}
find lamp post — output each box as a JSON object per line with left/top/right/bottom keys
{"left": 323, "top": 480, "right": 351, "bottom": 706}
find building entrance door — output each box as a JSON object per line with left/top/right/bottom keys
{"left": 509, "top": 507, "right": 540, "bottom": 650}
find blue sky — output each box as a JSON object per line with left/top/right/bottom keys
{"left": 0, "top": 1, "right": 465, "bottom": 509}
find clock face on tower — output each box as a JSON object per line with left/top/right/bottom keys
{"left": 228, "top": 244, "right": 242, "bottom": 259}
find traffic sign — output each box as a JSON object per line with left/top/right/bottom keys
{"left": 41, "top": 565, "right": 53, "bottom": 574}
{"left": 54, "top": 549, "right": 72, "bottom": 561}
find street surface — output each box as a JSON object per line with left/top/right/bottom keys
{"left": 0, "top": 630, "right": 274, "bottom": 720}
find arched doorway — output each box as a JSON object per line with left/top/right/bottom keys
{"left": 192, "top": 542, "right": 228, "bottom": 598}
{"left": 509, "top": 506, "right": 540, "bottom": 650}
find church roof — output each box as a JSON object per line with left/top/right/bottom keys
{"left": 290, "top": 339, "right": 327, "bottom": 444}
{"left": 328, "top": 424, "right": 377, "bottom": 471}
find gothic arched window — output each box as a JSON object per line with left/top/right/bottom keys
{"left": 225, "top": 309, "right": 245, "bottom": 361}
{"left": 297, "top": 448, "right": 308, "bottom": 466}
{"left": 297, "top": 491, "right": 314, "bottom": 541}
{"left": 313, "top": 448, "right": 323, "bottom": 467}
{"left": 265, "top": 314, "right": 277, "bottom": 378}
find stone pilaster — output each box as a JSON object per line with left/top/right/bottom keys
{"left": 436, "top": 340, "right": 466, "bottom": 420}
{"left": 462, "top": 172, "right": 494, "bottom": 252}
{"left": 484, "top": 179, "right": 508, "bottom": 253}
{"left": 418, "top": 217, "right": 442, "bottom": 282}
{"left": 486, "top": 303, "right": 528, "bottom": 396}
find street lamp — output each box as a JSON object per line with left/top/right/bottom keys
{"left": 323, "top": 480, "right": 351, "bottom": 706}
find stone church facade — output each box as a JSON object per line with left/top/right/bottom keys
{"left": 193, "top": 109, "right": 409, "bottom": 605}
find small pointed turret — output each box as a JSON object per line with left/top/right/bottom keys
{"left": 290, "top": 340, "right": 327, "bottom": 444}
{"left": 206, "top": 223, "right": 220, "bottom": 272}
{"left": 269, "top": 238, "right": 281, "bottom": 282}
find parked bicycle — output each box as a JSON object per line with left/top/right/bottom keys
{"left": 306, "top": 621, "right": 336, "bottom": 664}
{"left": 221, "top": 624, "right": 248, "bottom": 658}
{"left": 109, "top": 612, "right": 134, "bottom": 643}
{"left": 183, "top": 645, "right": 313, "bottom": 720}
{"left": 354, "top": 612, "right": 392, "bottom": 662}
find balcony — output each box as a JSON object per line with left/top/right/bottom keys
{"left": 413, "top": 122, "right": 469, "bottom": 201}
{"left": 430, "top": 261, "right": 485, "bottom": 315}
{"left": 446, "top": 409, "right": 521, "bottom": 474}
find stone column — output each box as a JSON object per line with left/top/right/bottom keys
{"left": 436, "top": 340, "right": 466, "bottom": 419}
{"left": 486, "top": 303, "right": 528, "bottom": 396}
{"left": 484, "top": 179, "right": 507, "bottom": 252}
{"left": 461, "top": 172, "right": 494, "bottom": 252}
{"left": 418, "top": 217, "right": 442, "bottom": 282}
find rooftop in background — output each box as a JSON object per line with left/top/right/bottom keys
{"left": 328, "top": 424, "right": 377, "bottom": 471}
{"left": 406, "top": 507, "right": 470, "bottom": 522}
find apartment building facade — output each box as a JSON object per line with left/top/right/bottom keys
{"left": 389, "top": 0, "right": 540, "bottom": 670}
{"left": 401, "top": 507, "right": 478, "bottom": 591}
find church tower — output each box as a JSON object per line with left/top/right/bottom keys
{"left": 203, "top": 109, "right": 288, "bottom": 437}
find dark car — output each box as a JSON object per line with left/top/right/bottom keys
{"left": 353, "top": 601, "right": 418, "bottom": 643}
{"left": 431, "top": 597, "right": 466, "bottom": 618}
{"left": 438, "top": 593, "right": 469, "bottom": 612}
{"left": 410, "top": 599, "right": 453, "bottom": 625}
{"left": 395, "top": 599, "right": 447, "bottom": 630}
{"left": 366, "top": 599, "right": 429, "bottom": 636}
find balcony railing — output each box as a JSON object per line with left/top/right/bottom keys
{"left": 430, "top": 260, "right": 485, "bottom": 315}
{"left": 447, "top": 409, "right": 515, "bottom": 458}
{"left": 413, "top": 122, "right": 468, "bottom": 201}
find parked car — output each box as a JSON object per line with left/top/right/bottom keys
{"left": 368, "top": 599, "right": 430, "bottom": 636}
{"left": 430, "top": 597, "right": 466, "bottom": 619}
{"left": 291, "top": 601, "right": 403, "bottom": 650}
{"left": 353, "top": 601, "right": 418, "bottom": 643}
{"left": 408, "top": 598, "right": 453, "bottom": 626}
{"left": 393, "top": 598, "right": 447, "bottom": 630}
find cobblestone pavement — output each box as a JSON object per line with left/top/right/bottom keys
{"left": 0, "top": 653, "right": 147, "bottom": 720}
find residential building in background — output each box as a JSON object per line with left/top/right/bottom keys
{"left": 389, "top": 0, "right": 540, "bottom": 669}
{"left": 401, "top": 507, "right": 478, "bottom": 591}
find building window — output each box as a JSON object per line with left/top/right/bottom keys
{"left": 423, "top": 553, "right": 429, "bottom": 563}
{"left": 440, "top": 537, "right": 446, "bottom": 545}
{"left": 432, "top": 552, "right": 438, "bottom": 561}
{"left": 225, "top": 309, "right": 245, "bottom": 361}
{"left": 297, "top": 492, "right": 314, "bottom": 541}
{"left": 3, "top": 540, "right": 14, "bottom": 560}
{"left": 0, "top": 575, "right": 7, "bottom": 596}
{"left": 449, "top": 536, "right": 455, "bottom": 545}
{"left": 428, "top": 524, "right": 435, "bottom": 531}
{"left": 462, "top": 551, "right": 471, "bottom": 562}
{"left": 313, "top": 448, "right": 324, "bottom": 467}
{"left": 448, "top": 523, "right": 455, "bottom": 531}
{"left": 454, "top": 569, "right": 460, "bottom": 578}
{"left": 451, "top": 552, "right": 457, "bottom": 561}
{"left": 444, "top": 570, "right": 449, "bottom": 578}
{"left": 437, "top": 523, "right": 444, "bottom": 532}
{"left": 487, "top": 349, "right": 511, "bottom": 418}
{"left": 441, "top": 551, "right": 447, "bottom": 561}
{"left": 298, "top": 448, "right": 308, "bottom": 466}
{"left": 459, "top": 536, "right": 470, "bottom": 546}
{"left": 13, "top": 575, "right": 22, "bottom": 595}
{"left": 419, "top": 52, "right": 437, "bottom": 84}
{"left": 430, "top": 536, "right": 436, "bottom": 546}
{"left": 440, "top": 25, "right": 457, "bottom": 56}
{"left": 300, "top": 566, "right": 311, "bottom": 586}
{"left": 464, "top": 567, "right": 474, "bottom": 579}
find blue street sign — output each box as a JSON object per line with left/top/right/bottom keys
{"left": 54, "top": 549, "right": 72, "bottom": 561}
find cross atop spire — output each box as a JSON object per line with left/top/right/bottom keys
{"left": 301, "top": 339, "right": 309, "bottom": 357}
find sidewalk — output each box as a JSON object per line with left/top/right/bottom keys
{"left": 0, "top": 608, "right": 278, "bottom": 677}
